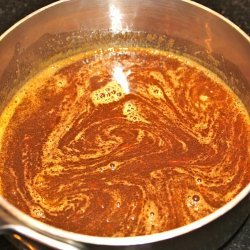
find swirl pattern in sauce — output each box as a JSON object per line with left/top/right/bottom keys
{"left": 0, "top": 48, "right": 249, "bottom": 237}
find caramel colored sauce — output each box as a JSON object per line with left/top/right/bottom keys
{"left": 0, "top": 47, "right": 249, "bottom": 237}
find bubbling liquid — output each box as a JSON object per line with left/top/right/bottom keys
{"left": 0, "top": 47, "right": 249, "bottom": 237}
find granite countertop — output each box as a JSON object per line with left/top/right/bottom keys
{"left": 0, "top": 0, "right": 249, "bottom": 249}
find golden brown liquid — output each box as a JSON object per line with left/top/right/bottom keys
{"left": 0, "top": 47, "right": 249, "bottom": 237}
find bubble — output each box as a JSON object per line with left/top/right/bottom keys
{"left": 116, "top": 202, "right": 121, "bottom": 208}
{"left": 110, "top": 163, "right": 116, "bottom": 171}
{"left": 130, "top": 216, "right": 135, "bottom": 221}
{"left": 192, "top": 195, "right": 200, "bottom": 202}
{"left": 123, "top": 101, "right": 147, "bottom": 123}
{"left": 91, "top": 81, "right": 124, "bottom": 105}
{"left": 106, "top": 218, "right": 110, "bottom": 223}
{"left": 165, "top": 89, "right": 172, "bottom": 97}
{"left": 196, "top": 178, "right": 202, "bottom": 184}
{"left": 101, "top": 204, "right": 105, "bottom": 209}
{"left": 30, "top": 206, "right": 45, "bottom": 219}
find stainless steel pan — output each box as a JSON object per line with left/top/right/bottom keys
{"left": 0, "top": 0, "right": 249, "bottom": 249}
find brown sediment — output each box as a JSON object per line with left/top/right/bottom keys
{"left": 0, "top": 47, "right": 249, "bottom": 237}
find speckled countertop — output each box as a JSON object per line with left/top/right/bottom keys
{"left": 0, "top": 0, "right": 249, "bottom": 249}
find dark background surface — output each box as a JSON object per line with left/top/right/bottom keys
{"left": 0, "top": 0, "right": 249, "bottom": 249}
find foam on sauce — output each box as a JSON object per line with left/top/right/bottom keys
{"left": 0, "top": 47, "right": 249, "bottom": 236}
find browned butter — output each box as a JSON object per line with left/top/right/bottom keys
{"left": 0, "top": 47, "right": 249, "bottom": 236}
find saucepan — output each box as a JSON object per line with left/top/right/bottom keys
{"left": 0, "top": 0, "right": 249, "bottom": 249}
